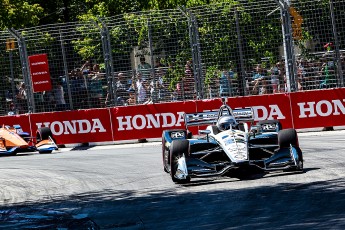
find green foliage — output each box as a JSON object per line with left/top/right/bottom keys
{"left": 0, "top": 1, "right": 44, "bottom": 29}
{"left": 205, "top": 65, "right": 219, "bottom": 85}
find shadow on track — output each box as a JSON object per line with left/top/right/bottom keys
{"left": 1, "top": 177, "right": 344, "bottom": 230}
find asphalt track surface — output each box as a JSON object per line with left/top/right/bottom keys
{"left": 0, "top": 130, "right": 345, "bottom": 229}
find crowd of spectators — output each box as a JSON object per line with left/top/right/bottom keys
{"left": 4, "top": 52, "right": 344, "bottom": 116}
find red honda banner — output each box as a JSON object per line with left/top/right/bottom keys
{"left": 29, "top": 109, "right": 113, "bottom": 144}
{"left": 28, "top": 54, "right": 52, "bottom": 92}
{"left": 110, "top": 101, "right": 197, "bottom": 141}
{"left": 0, "top": 114, "right": 31, "bottom": 134}
{"left": 290, "top": 88, "right": 345, "bottom": 129}
{"left": 9, "top": 88, "right": 345, "bottom": 145}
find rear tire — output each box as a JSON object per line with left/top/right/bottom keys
{"left": 278, "top": 128, "right": 298, "bottom": 148}
{"left": 170, "top": 140, "right": 191, "bottom": 184}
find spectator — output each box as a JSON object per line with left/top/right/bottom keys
{"left": 115, "top": 72, "right": 129, "bottom": 105}
{"left": 126, "top": 88, "right": 136, "bottom": 106}
{"left": 177, "top": 59, "right": 195, "bottom": 100}
{"left": 184, "top": 59, "right": 195, "bottom": 99}
{"left": 154, "top": 57, "right": 165, "bottom": 69}
{"left": 276, "top": 61, "right": 285, "bottom": 92}
{"left": 88, "top": 69, "right": 104, "bottom": 108}
{"left": 136, "top": 72, "right": 148, "bottom": 104}
{"left": 16, "top": 82, "right": 27, "bottom": 114}
{"left": 53, "top": 79, "right": 67, "bottom": 111}
{"left": 270, "top": 64, "right": 280, "bottom": 93}
{"left": 219, "top": 69, "right": 234, "bottom": 97}
{"left": 7, "top": 102, "right": 16, "bottom": 115}
{"left": 81, "top": 60, "right": 92, "bottom": 75}
{"left": 92, "top": 63, "right": 100, "bottom": 73}
{"left": 43, "top": 89, "right": 55, "bottom": 112}
{"left": 70, "top": 68, "right": 88, "bottom": 109}
{"left": 251, "top": 64, "right": 266, "bottom": 95}
{"left": 252, "top": 77, "right": 268, "bottom": 95}
{"left": 156, "top": 69, "right": 166, "bottom": 101}
{"left": 252, "top": 64, "right": 265, "bottom": 80}
{"left": 137, "top": 56, "right": 151, "bottom": 80}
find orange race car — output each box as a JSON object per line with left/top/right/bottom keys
{"left": 0, "top": 125, "right": 58, "bottom": 156}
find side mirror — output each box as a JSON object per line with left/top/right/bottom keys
{"left": 199, "top": 130, "right": 211, "bottom": 135}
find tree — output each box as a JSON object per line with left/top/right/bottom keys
{"left": 0, "top": 0, "right": 44, "bottom": 30}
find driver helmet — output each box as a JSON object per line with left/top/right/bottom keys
{"left": 217, "top": 115, "right": 238, "bottom": 131}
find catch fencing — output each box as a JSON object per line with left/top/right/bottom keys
{"left": 0, "top": 0, "right": 344, "bottom": 116}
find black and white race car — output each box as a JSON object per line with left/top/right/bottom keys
{"left": 162, "top": 101, "right": 303, "bottom": 183}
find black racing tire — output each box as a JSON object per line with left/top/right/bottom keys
{"left": 162, "top": 133, "right": 169, "bottom": 173}
{"left": 170, "top": 139, "right": 191, "bottom": 184}
{"left": 36, "top": 127, "right": 54, "bottom": 142}
{"left": 278, "top": 128, "right": 298, "bottom": 148}
{"left": 257, "top": 120, "right": 282, "bottom": 131}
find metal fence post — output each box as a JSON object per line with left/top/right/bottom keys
{"left": 329, "top": 0, "right": 344, "bottom": 87}
{"left": 59, "top": 29, "right": 73, "bottom": 110}
{"left": 8, "top": 28, "right": 35, "bottom": 113}
{"left": 192, "top": 14, "right": 204, "bottom": 99}
{"left": 180, "top": 7, "right": 203, "bottom": 100}
{"left": 8, "top": 50, "right": 17, "bottom": 110}
{"left": 94, "top": 18, "right": 115, "bottom": 107}
{"left": 147, "top": 19, "right": 157, "bottom": 103}
{"left": 235, "top": 9, "right": 247, "bottom": 96}
{"left": 276, "top": 0, "right": 297, "bottom": 92}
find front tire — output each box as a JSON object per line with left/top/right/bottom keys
{"left": 170, "top": 140, "right": 191, "bottom": 184}
{"left": 278, "top": 128, "right": 298, "bottom": 148}
{"left": 162, "top": 133, "right": 169, "bottom": 173}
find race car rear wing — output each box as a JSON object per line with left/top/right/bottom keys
{"left": 184, "top": 107, "right": 254, "bottom": 127}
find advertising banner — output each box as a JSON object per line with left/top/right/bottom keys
{"left": 0, "top": 114, "right": 31, "bottom": 134}
{"left": 290, "top": 88, "right": 345, "bottom": 129}
{"left": 11, "top": 88, "right": 345, "bottom": 145}
{"left": 29, "top": 109, "right": 113, "bottom": 144}
{"left": 110, "top": 101, "right": 197, "bottom": 141}
{"left": 28, "top": 54, "right": 52, "bottom": 92}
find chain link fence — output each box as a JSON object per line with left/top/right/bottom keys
{"left": 0, "top": 0, "right": 344, "bottom": 116}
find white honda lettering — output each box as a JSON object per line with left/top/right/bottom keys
{"left": 252, "top": 106, "right": 268, "bottom": 121}
{"left": 146, "top": 114, "right": 161, "bottom": 128}
{"left": 161, "top": 113, "right": 176, "bottom": 128}
{"left": 298, "top": 102, "right": 317, "bottom": 118}
{"left": 36, "top": 119, "right": 106, "bottom": 135}
{"left": 267, "top": 105, "right": 286, "bottom": 120}
{"left": 132, "top": 115, "right": 146, "bottom": 130}
{"left": 117, "top": 116, "right": 133, "bottom": 131}
{"left": 77, "top": 120, "right": 91, "bottom": 134}
{"left": 316, "top": 100, "right": 333, "bottom": 117}
{"left": 332, "top": 99, "right": 345, "bottom": 115}
{"left": 117, "top": 112, "right": 184, "bottom": 131}
{"left": 63, "top": 120, "right": 77, "bottom": 134}
{"left": 91, "top": 119, "right": 106, "bottom": 133}
{"left": 51, "top": 121, "right": 64, "bottom": 135}
{"left": 176, "top": 112, "right": 184, "bottom": 126}
{"left": 36, "top": 122, "right": 51, "bottom": 129}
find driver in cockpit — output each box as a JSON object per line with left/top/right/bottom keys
{"left": 216, "top": 115, "right": 238, "bottom": 131}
